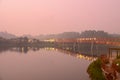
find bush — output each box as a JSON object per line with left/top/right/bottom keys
{"left": 87, "top": 58, "right": 106, "bottom": 80}
{"left": 117, "top": 55, "right": 120, "bottom": 59}
{"left": 112, "top": 59, "right": 120, "bottom": 73}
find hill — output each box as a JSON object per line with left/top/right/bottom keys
{"left": 0, "top": 32, "right": 16, "bottom": 39}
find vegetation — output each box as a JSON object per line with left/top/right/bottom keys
{"left": 112, "top": 59, "right": 120, "bottom": 73}
{"left": 87, "top": 58, "right": 106, "bottom": 80}
{"left": 117, "top": 55, "right": 120, "bottom": 59}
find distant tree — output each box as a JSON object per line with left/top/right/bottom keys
{"left": 57, "top": 32, "right": 80, "bottom": 39}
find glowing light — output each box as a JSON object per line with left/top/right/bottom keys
{"left": 116, "top": 63, "right": 119, "bottom": 66}
{"left": 94, "top": 38, "right": 97, "bottom": 40}
{"left": 44, "top": 39, "right": 55, "bottom": 42}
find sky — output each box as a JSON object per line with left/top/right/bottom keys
{"left": 0, "top": 0, "right": 120, "bottom": 36}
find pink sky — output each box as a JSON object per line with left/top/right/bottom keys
{"left": 0, "top": 0, "right": 120, "bottom": 36}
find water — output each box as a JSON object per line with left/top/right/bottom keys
{"left": 0, "top": 48, "right": 91, "bottom": 80}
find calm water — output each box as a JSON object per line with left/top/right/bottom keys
{"left": 0, "top": 48, "right": 91, "bottom": 80}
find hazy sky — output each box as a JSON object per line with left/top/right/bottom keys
{"left": 0, "top": 0, "right": 120, "bottom": 36}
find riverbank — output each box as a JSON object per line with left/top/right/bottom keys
{"left": 87, "top": 54, "right": 120, "bottom": 80}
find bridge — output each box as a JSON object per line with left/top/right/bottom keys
{"left": 44, "top": 37, "right": 120, "bottom": 46}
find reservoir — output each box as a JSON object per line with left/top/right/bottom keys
{"left": 0, "top": 48, "right": 91, "bottom": 80}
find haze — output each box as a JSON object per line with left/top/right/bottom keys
{"left": 0, "top": 0, "right": 120, "bottom": 36}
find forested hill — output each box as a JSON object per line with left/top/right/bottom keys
{"left": 35, "top": 32, "right": 80, "bottom": 40}
{"left": 0, "top": 30, "right": 120, "bottom": 40}
{"left": 0, "top": 32, "right": 16, "bottom": 39}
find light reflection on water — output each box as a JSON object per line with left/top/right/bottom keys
{"left": 0, "top": 47, "right": 91, "bottom": 80}
{"left": 57, "top": 48, "right": 97, "bottom": 61}
{"left": 76, "top": 54, "right": 97, "bottom": 61}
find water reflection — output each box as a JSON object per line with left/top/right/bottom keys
{"left": 57, "top": 48, "right": 97, "bottom": 61}
{"left": 0, "top": 47, "right": 11, "bottom": 53}
{"left": 4, "top": 47, "right": 40, "bottom": 53}
{"left": 76, "top": 54, "right": 97, "bottom": 61}
{"left": 44, "top": 47, "right": 57, "bottom": 51}
{"left": 0, "top": 77, "right": 2, "bottom": 80}
{"left": 0, "top": 47, "right": 90, "bottom": 80}
{"left": 0, "top": 47, "right": 57, "bottom": 53}
{"left": 0, "top": 43, "right": 112, "bottom": 57}
{"left": 0, "top": 47, "right": 97, "bottom": 61}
